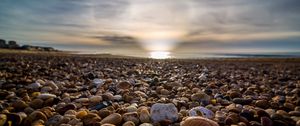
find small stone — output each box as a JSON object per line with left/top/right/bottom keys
{"left": 126, "top": 105, "right": 138, "bottom": 112}
{"left": 255, "top": 100, "right": 269, "bottom": 109}
{"left": 261, "top": 116, "right": 273, "bottom": 126}
{"left": 289, "top": 111, "right": 300, "bottom": 116}
{"left": 100, "top": 113, "right": 122, "bottom": 125}
{"left": 45, "top": 114, "right": 63, "bottom": 126}
{"left": 139, "top": 108, "right": 151, "bottom": 123}
{"left": 113, "top": 95, "right": 122, "bottom": 101}
{"left": 180, "top": 116, "right": 219, "bottom": 126}
{"left": 93, "top": 79, "right": 104, "bottom": 88}
{"left": 232, "top": 98, "right": 252, "bottom": 105}
{"left": 76, "top": 110, "right": 88, "bottom": 119}
{"left": 37, "top": 93, "right": 57, "bottom": 99}
{"left": 12, "top": 100, "right": 28, "bottom": 111}
{"left": 27, "top": 82, "right": 41, "bottom": 90}
{"left": 82, "top": 113, "right": 101, "bottom": 126}
{"left": 284, "top": 103, "right": 295, "bottom": 111}
{"left": 191, "top": 92, "right": 210, "bottom": 105}
{"left": 160, "top": 89, "right": 170, "bottom": 95}
{"left": 89, "top": 96, "right": 102, "bottom": 103}
{"left": 276, "top": 110, "right": 289, "bottom": 117}
{"left": 56, "top": 103, "right": 77, "bottom": 115}
{"left": 0, "top": 114, "right": 7, "bottom": 126}
{"left": 117, "top": 81, "right": 132, "bottom": 90}
{"left": 123, "top": 121, "right": 135, "bottom": 126}
{"left": 140, "top": 123, "right": 153, "bottom": 126}
{"left": 99, "top": 109, "right": 111, "bottom": 118}
{"left": 30, "top": 99, "right": 44, "bottom": 109}
{"left": 150, "top": 103, "right": 178, "bottom": 123}
{"left": 188, "top": 106, "right": 214, "bottom": 119}
{"left": 297, "top": 120, "right": 300, "bottom": 126}
{"left": 31, "top": 111, "right": 48, "bottom": 121}
{"left": 123, "top": 112, "right": 139, "bottom": 125}
{"left": 32, "top": 119, "right": 44, "bottom": 126}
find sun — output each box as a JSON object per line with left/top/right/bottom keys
{"left": 150, "top": 51, "right": 171, "bottom": 59}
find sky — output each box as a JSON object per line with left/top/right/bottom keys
{"left": 0, "top": 0, "right": 300, "bottom": 58}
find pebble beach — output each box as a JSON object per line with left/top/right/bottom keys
{"left": 0, "top": 53, "right": 299, "bottom": 126}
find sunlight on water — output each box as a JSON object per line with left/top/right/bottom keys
{"left": 150, "top": 51, "right": 171, "bottom": 59}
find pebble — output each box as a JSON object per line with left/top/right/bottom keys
{"left": 255, "top": 100, "right": 269, "bottom": 109}
{"left": 56, "top": 103, "right": 77, "bottom": 115}
{"left": 82, "top": 113, "right": 101, "bottom": 125}
{"left": 139, "top": 108, "right": 151, "bottom": 123}
{"left": 100, "top": 113, "right": 122, "bottom": 125}
{"left": 180, "top": 116, "right": 219, "bottom": 126}
{"left": 261, "top": 116, "right": 273, "bottom": 126}
{"left": 123, "top": 112, "right": 140, "bottom": 125}
{"left": 37, "top": 93, "right": 57, "bottom": 99}
{"left": 117, "top": 81, "right": 132, "bottom": 90}
{"left": 150, "top": 103, "right": 178, "bottom": 123}
{"left": 188, "top": 106, "right": 214, "bottom": 119}
{"left": 232, "top": 98, "right": 252, "bottom": 105}
{"left": 123, "top": 121, "right": 135, "bottom": 126}
{"left": 30, "top": 99, "right": 44, "bottom": 109}
{"left": 27, "top": 82, "right": 41, "bottom": 90}
{"left": 76, "top": 110, "right": 88, "bottom": 119}
{"left": 0, "top": 114, "right": 7, "bottom": 126}
{"left": 93, "top": 78, "right": 104, "bottom": 88}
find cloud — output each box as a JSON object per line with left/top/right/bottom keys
{"left": 0, "top": 0, "right": 299, "bottom": 56}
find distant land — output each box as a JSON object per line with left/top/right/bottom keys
{"left": 0, "top": 39, "right": 59, "bottom": 52}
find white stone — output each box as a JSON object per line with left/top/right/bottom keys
{"left": 93, "top": 79, "right": 104, "bottom": 88}
{"left": 37, "top": 93, "right": 57, "bottom": 99}
{"left": 188, "top": 106, "right": 214, "bottom": 119}
{"left": 150, "top": 103, "right": 178, "bottom": 123}
{"left": 27, "top": 82, "right": 41, "bottom": 89}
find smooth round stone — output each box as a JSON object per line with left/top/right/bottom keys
{"left": 100, "top": 113, "right": 122, "bottom": 125}
{"left": 93, "top": 79, "right": 104, "bottom": 88}
{"left": 123, "top": 121, "right": 135, "bottom": 126}
{"left": 180, "top": 116, "right": 219, "bottom": 126}
{"left": 255, "top": 100, "right": 269, "bottom": 109}
{"left": 27, "top": 82, "right": 41, "bottom": 90}
{"left": 102, "top": 92, "right": 114, "bottom": 101}
{"left": 41, "top": 86, "right": 53, "bottom": 92}
{"left": 12, "top": 100, "right": 28, "bottom": 111}
{"left": 160, "top": 89, "right": 170, "bottom": 95}
{"left": 45, "top": 114, "right": 63, "bottom": 126}
{"left": 289, "top": 111, "right": 300, "bottom": 116}
{"left": 232, "top": 98, "right": 252, "bottom": 105}
{"left": 37, "top": 93, "right": 57, "bottom": 99}
{"left": 284, "top": 103, "right": 296, "bottom": 110}
{"left": 276, "top": 110, "right": 289, "bottom": 117}
{"left": 139, "top": 108, "right": 151, "bottom": 123}
{"left": 123, "top": 112, "right": 140, "bottom": 125}
{"left": 30, "top": 99, "right": 44, "bottom": 109}
{"left": 117, "top": 81, "right": 132, "bottom": 90}
{"left": 229, "top": 91, "right": 241, "bottom": 99}
{"left": 75, "top": 98, "right": 89, "bottom": 103}
{"left": 261, "top": 116, "right": 273, "bottom": 126}
{"left": 188, "top": 106, "right": 214, "bottom": 119}
{"left": 99, "top": 109, "right": 111, "bottom": 118}
{"left": 126, "top": 105, "right": 138, "bottom": 112}
{"left": 27, "top": 111, "right": 48, "bottom": 123}
{"left": 64, "top": 110, "right": 76, "bottom": 115}
{"left": 150, "top": 103, "right": 178, "bottom": 123}
{"left": 297, "top": 120, "right": 300, "bottom": 126}
{"left": 139, "top": 123, "right": 153, "bottom": 126}
{"left": 56, "top": 103, "right": 77, "bottom": 115}
{"left": 113, "top": 95, "right": 123, "bottom": 101}
{"left": 82, "top": 113, "right": 101, "bottom": 126}
{"left": 89, "top": 96, "right": 102, "bottom": 103}
{"left": 76, "top": 110, "right": 88, "bottom": 119}
{"left": 191, "top": 93, "right": 210, "bottom": 105}
{"left": 0, "top": 114, "right": 7, "bottom": 126}
{"left": 46, "top": 81, "right": 59, "bottom": 91}
{"left": 102, "top": 124, "right": 116, "bottom": 126}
